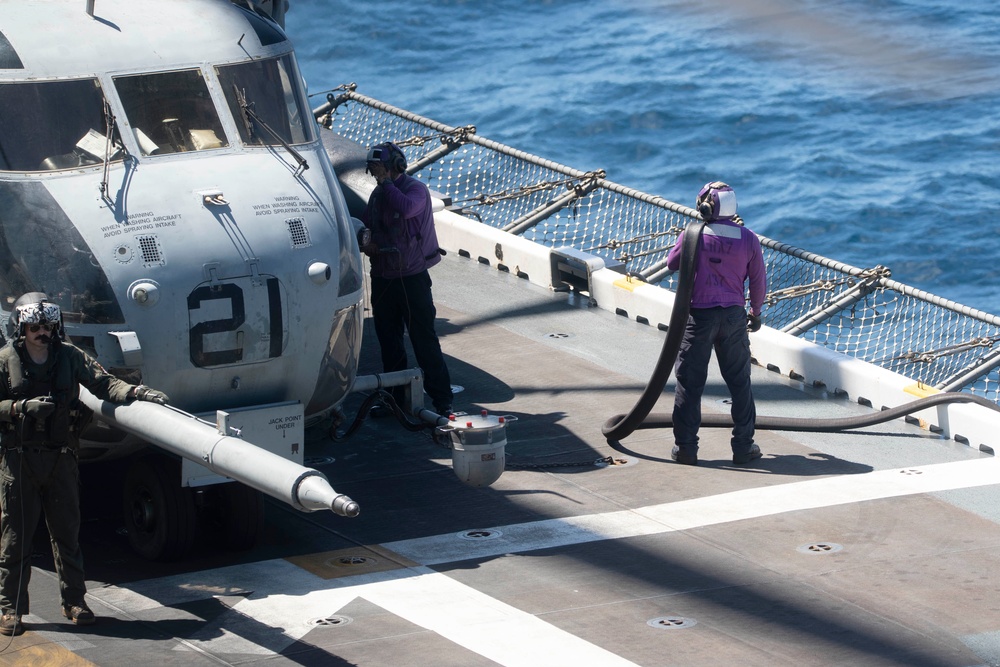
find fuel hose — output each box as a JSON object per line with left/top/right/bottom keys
{"left": 601, "top": 219, "right": 703, "bottom": 441}
{"left": 602, "top": 221, "right": 1000, "bottom": 441}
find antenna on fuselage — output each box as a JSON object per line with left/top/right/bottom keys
{"left": 85, "top": 0, "right": 95, "bottom": 17}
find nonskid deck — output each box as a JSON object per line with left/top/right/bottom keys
{"left": 2, "top": 252, "right": 998, "bottom": 667}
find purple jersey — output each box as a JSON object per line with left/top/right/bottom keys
{"left": 666, "top": 219, "right": 767, "bottom": 316}
{"left": 362, "top": 173, "right": 442, "bottom": 278}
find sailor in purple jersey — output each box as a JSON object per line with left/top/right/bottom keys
{"left": 361, "top": 142, "right": 453, "bottom": 414}
{"left": 665, "top": 182, "right": 767, "bottom": 466}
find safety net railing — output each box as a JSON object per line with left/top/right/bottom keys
{"left": 315, "top": 85, "right": 1000, "bottom": 405}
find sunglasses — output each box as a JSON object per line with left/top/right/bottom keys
{"left": 28, "top": 323, "right": 56, "bottom": 333}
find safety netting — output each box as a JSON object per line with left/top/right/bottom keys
{"left": 318, "top": 87, "right": 1000, "bottom": 405}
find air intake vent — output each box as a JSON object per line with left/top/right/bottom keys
{"left": 286, "top": 217, "right": 311, "bottom": 248}
{"left": 136, "top": 235, "right": 164, "bottom": 267}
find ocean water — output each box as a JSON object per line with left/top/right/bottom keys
{"left": 287, "top": 0, "right": 1000, "bottom": 315}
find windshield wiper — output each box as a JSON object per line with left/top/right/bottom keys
{"left": 233, "top": 84, "right": 309, "bottom": 176}
{"left": 100, "top": 100, "right": 128, "bottom": 203}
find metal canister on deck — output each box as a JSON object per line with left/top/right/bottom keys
{"left": 437, "top": 411, "right": 517, "bottom": 487}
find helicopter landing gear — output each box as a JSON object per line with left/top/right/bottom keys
{"left": 122, "top": 454, "right": 197, "bottom": 561}
{"left": 122, "top": 452, "right": 265, "bottom": 560}
{"left": 200, "top": 481, "right": 263, "bottom": 552}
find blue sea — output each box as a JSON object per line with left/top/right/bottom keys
{"left": 287, "top": 1, "right": 1000, "bottom": 315}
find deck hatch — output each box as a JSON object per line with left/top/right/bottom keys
{"left": 797, "top": 542, "right": 844, "bottom": 554}
{"left": 309, "top": 615, "right": 352, "bottom": 628}
{"left": 459, "top": 529, "right": 502, "bottom": 541}
{"left": 647, "top": 616, "right": 697, "bottom": 629}
{"left": 325, "top": 555, "right": 377, "bottom": 568}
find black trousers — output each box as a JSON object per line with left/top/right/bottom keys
{"left": 0, "top": 447, "right": 86, "bottom": 615}
{"left": 370, "top": 270, "right": 453, "bottom": 410}
{"left": 672, "top": 305, "right": 756, "bottom": 456}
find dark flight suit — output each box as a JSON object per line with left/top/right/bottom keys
{"left": 0, "top": 340, "right": 134, "bottom": 616}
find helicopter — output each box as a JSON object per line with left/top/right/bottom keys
{"left": 0, "top": 0, "right": 366, "bottom": 559}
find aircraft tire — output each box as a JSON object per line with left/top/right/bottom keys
{"left": 123, "top": 455, "right": 198, "bottom": 561}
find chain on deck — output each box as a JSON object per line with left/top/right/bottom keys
{"left": 317, "top": 86, "right": 1000, "bottom": 405}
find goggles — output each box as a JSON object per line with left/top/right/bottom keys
{"left": 16, "top": 301, "right": 61, "bottom": 328}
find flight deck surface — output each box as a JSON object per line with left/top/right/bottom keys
{"left": 2, "top": 252, "right": 999, "bottom": 667}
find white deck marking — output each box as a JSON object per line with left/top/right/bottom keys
{"left": 384, "top": 456, "right": 1000, "bottom": 564}
{"left": 90, "top": 456, "right": 1000, "bottom": 666}
{"left": 95, "top": 563, "right": 640, "bottom": 665}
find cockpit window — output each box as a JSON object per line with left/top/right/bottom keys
{"left": 0, "top": 30, "right": 23, "bottom": 69}
{"left": 0, "top": 78, "right": 122, "bottom": 172}
{"left": 217, "top": 54, "right": 314, "bottom": 147}
{"left": 230, "top": 4, "right": 287, "bottom": 47}
{"left": 114, "top": 69, "right": 229, "bottom": 156}
{"left": 0, "top": 180, "right": 124, "bottom": 329}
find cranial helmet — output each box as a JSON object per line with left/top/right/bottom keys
{"left": 10, "top": 292, "right": 62, "bottom": 340}
{"left": 696, "top": 181, "right": 738, "bottom": 221}
{"left": 366, "top": 142, "right": 407, "bottom": 173}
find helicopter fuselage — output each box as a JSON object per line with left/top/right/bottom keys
{"left": 0, "top": 1, "right": 364, "bottom": 450}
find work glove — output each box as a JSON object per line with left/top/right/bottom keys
{"left": 133, "top": 385, "right": 169, "bottom": 405}
{"left": 20, "top": 397, "right": 56, "bottom": 421}
{"left": 360, "top": 241, "right": 378, "bottom": 258}
{"left": 747, "top": 313, "right": 762, "bottom": 333}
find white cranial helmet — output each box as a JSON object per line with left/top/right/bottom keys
{"left": 11, "top": 292, "right": 61, "bottom": 338}
{"left": 696, "top": 181, "right": 738, "bottom": 221}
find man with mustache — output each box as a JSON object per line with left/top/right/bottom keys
{"left": 0, "top": 292, "right": 169, "bottom": 636}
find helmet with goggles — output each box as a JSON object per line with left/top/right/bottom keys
{"left": 9, "top": 292, "right": 62, "bottom": 340}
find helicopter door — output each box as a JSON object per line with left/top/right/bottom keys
{"left": 187, "top": 275, "right": 286, "bottom": 368}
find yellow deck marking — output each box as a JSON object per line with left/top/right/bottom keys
{"left": 285, "top": 543, "right": 416, "bottom": 579}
